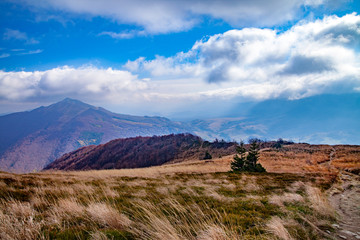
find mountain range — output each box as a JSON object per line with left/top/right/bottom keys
{"left": 0, "top": 98, "right": 188, "bottom": 173}
{"left": 191, "top": 94, "right": 360, "bottom": 144}
{"left": 0, "top": 94, "right": 359, "bottom": 173}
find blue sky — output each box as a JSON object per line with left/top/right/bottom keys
{"left": 0, "top": 0, "right": 359, "bottom": 118}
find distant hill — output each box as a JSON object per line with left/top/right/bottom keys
{"left": 0, "top": 98, "right": 189, "bottom": 173}
{"left": 44, "top": 134, "right": 236, "bottom": 171}
{"left": 190, "top": 94, "right": 360, "bottom": 144}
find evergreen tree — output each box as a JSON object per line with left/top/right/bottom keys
{"left": 231, "top": 139, "right": 266, "bottom": 172}
{"left": 246, "top": 139, "right": 266, "bottom": 172}
{"left": 203, "top": 151, "right": 212, "bottom": 160}
{"left": 231, "top": 141, "right": 246, "bottom": 172}
{"left": 246, "top": 140, "right": 259, "bottom": 169}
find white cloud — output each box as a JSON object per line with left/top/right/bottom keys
{"left": 124, "top": 57, "right": 146, "bottom": 72}
{"left": 22, "top": 0, "right": 330, "bottom": 34}
{"left": 0, "top": 53, "right": 10, "bottom": 59}
{"left": 3, "top": 29, "right": 39, "bottom": 44}
{"left": 0, "top": 66, "right": 147, "bottom": 101}
{"left": 125, "top": 52, "right": 202, "bottom": 78}
{"left": 126, "top": 13, "right": 360, "bottom": 100}
{"left": 304, "top": 0, "right": 324, "bottom": 7}
{"left": 18, "top": 49, "right": 43, "bottom": 55}
{"left": 0, "top": 49, "right": 43, "bottom": 59}
{"left": 99, "top": 30, "right": 146, "bottom": 39}
{"left": 1, "top": 14, "right": 359, "bottom": 115}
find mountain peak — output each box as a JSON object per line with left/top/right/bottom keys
{"left": 62, "top": 97, "right": 78, "bottom": 102}
{"left": 50, "top": 98, "right": 92, "bottom": 109}
{"left": 59, "top": 97, "right": 89, "bottom": 105}
{"left": 36, "top": 98, "right": 96, "bottom": 119}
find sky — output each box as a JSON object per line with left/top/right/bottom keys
{"left": 0, "top": 0, "right": 359, "bottom": 118}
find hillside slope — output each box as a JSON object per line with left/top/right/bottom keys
{"left": 0, "top": 98, "right": 189, "bottom": 173}
{"left": 44, "top": 134, "right": 236, "bottom": 171}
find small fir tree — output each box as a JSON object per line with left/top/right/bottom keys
{"left": 246, "top": 139, "right": 266, "bottom": 172}
{"left": 203, "top": 151, "right": 212, "bottom": 160}
{"left": 231, "top": 141, "right": 246, "bottom": 172}
{"left": 231, "top": 139, "right": 266, "bottom": 172}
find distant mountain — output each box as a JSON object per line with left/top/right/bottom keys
{"left": 0, "top": 98, "right": 189, "bottom": 173}
{"left": 1, "top": 94, "right": 359, "bottom": 173}
{"left": 246, "top": 94, "right": 360, "bottom": 144}
{"left": 44, "top": 134, "right": 236, "bottom": 171}
{"left": 190, "top": 94, "right": 360, "bottom": 144}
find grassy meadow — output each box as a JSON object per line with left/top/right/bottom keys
{"left": 0, "top": 156, "right": 339, "bottom": 240}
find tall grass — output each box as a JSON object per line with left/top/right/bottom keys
{"left": 0, "top": 200, "right": 43, "bottom": 240}
{"left": 129, "top": 198, "right": 241, "bottom": 240}
{"left": 0, "top": 162, "right": 338, "bottom": 240}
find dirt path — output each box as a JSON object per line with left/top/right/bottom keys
{"left": 319, "top": 147, "right": 336, "bottom": 170}
{"left": 329, "top": 172, "right": 360, "bottom": 240}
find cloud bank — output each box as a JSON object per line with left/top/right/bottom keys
{"left": 127, "top": 13, "right": 360, "bottom": 100}
{"left": 0, "top": 66, "right": 147, "bottom": 101}
{"left": 23, "top": 0, "right": 326, "bottom": 34}
{"left": 1, "top": 14, "right": 359, "bottom": 109}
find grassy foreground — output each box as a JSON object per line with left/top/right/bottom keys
{"left": 0, "top": 158, "right": 338, "bottom": 240}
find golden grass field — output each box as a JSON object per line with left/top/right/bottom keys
{"left": 1, "top": 144, "right": 360, "bottom": 240}
{"left": 2, "top": 153, "right": 349, "bottom": 240}
{"left": 259, "top": 144, "right": 360, "bottom": 175}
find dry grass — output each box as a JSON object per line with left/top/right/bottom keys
{"left": 305, "top": 185, "right": 335, "bottom": 217}
{"left": 62, "top": 155, "right": 234, "bottom": 179}
{"left": 197, "top": 225, "right": 241, "bottom": 240}
{"left": 242, "top": 175, "right": 263, "bottom": 192}
{"left": 331, "top": 145, "right": 360, "bottom": 173}
{"left": 204, "top": 188, "right": 233, "bottom": 202}
{"left": 56, "top": 198, "right": 85, "bottom": 217}
{"left": 89, "top": 231, "right": 108, "bottom": 240}
{"left": 156, "top": 186, "right": 170, "bottom": 195}
{"left": 266, "top": 216, "right": 293, "bottom": 240}
{"left": 269, "top": 193, "right": 304, "bottom": 207}
{"left": 86, "top": 202, "right": 131, "bottom": 230}
{"left": 132, "top": 189, "right": 148, "bottom": 198}
{"left": 101, "top": 186, "right": 119, "bottom": 198}
{"left": 0, "top": 201, "right": 43, "bottom": 240}
{"left": 259, "top": 144, "right": 360, "bottom": 175}
{"left": 0, "top": 155, "right": 344, "bottom": 240}
{"left": 181, "top": 187, "right": 200, "bottom": 197}
{"left": 129, "top": 198, "right": 241, "bottom": 240}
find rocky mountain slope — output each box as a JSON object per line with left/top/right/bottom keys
{"left": 44, "top": 133, "right": 236, "bottom": 171}
{"left": 0, "top": 98, "right": 189, "bottom": 173}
